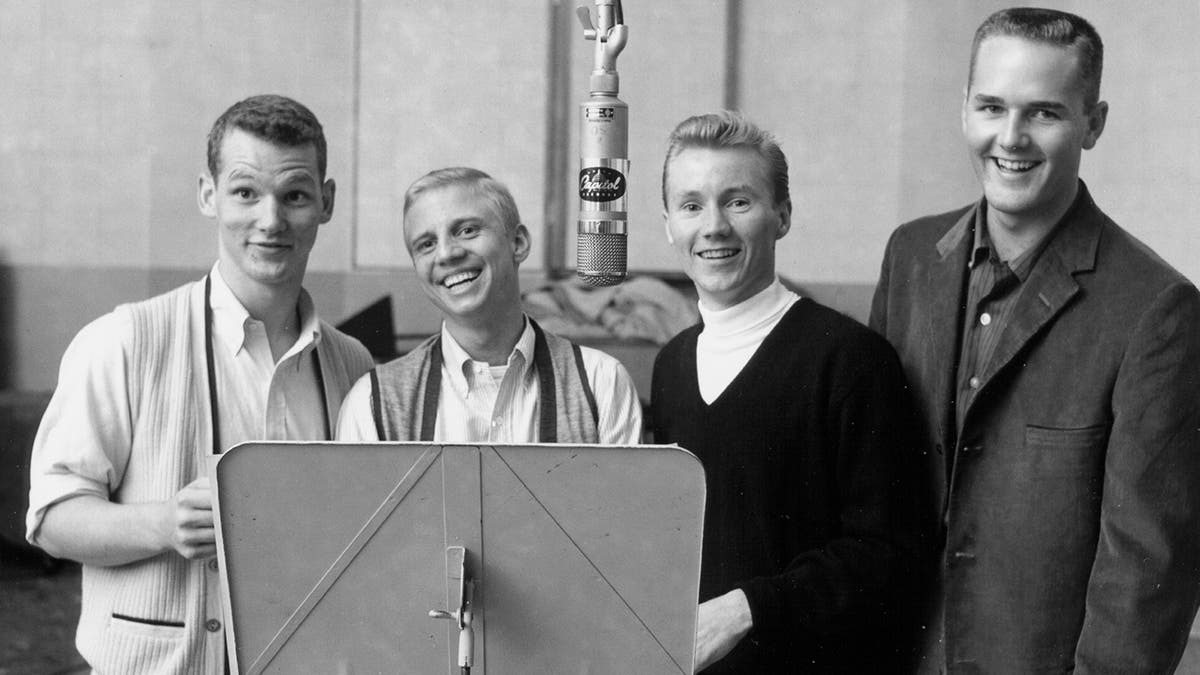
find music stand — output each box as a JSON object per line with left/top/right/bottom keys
{"left": 212, "top": 442, "right": 705, "bottom": 674}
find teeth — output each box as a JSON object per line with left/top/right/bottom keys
{"left": 995, "top": 158, "right": 1037, "bottom": 172}
{"left": 443, "top": 271, "right": 479, "bottom": 288}
{"left": 698, "top": 249, "right": 737, "bottom": 259}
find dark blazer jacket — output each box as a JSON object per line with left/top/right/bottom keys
{"left": 869, "top": 183, "right": 1200, "bottom": 674}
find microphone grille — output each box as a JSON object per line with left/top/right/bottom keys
{"left": 576, "top": 232, "right": 627, "bottom": 287}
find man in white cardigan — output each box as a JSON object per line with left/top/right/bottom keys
{"left": 25, "top": 95, "right": 374, "bottom": 674}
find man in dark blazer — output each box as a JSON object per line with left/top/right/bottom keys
{"left": 870, "top": 8, "right": 1200, "bottom": 674}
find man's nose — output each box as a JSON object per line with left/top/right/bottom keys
{"left": 700, "top": 207, "right": 732, "bottom": 237}
{"left": 998, "top": 112, "right": 1029, "bottom": 151}
{"left": 257, "top": 197, "right": 286, "bottom": 233}
{"left": 435, "top": 237, "right": 465, "bottom": 263}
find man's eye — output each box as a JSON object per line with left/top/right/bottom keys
{"left": 1031, "top": 109, "right": 1060, "bottom": 121}
{"left": 415, "top": 239, "right": 435, "bottom": 253}
{"left": 285, "top": 191, "right": 313, "bottom": 205}
{"left": 728, "top": 198, "right": 750, "bottom": 209}
{"left": 680, "top": 203, "right": 700, "bottom": 212}
{"left": 234, "top": 188, "right": 254, "bottom": 200}
{"left": 458, "top": 224, "right": 478, "bottom": 237}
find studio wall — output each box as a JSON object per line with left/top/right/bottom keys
{"left": 1, "top": 0, "right": 1197, "bottom": 391}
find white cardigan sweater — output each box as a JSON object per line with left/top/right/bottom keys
{"left": 36, "top": 279, "right": 371, "bottom": 674}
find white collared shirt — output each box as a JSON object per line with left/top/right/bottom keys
{"left": 336, "top": 317, "right": 644, "bottom": 444}
{"left": 696, "top": 278, "right": 800, "bottom": 404}
{"left": 209, "top": 263, "right": 327, "bottom": 447}
{"left": 434, "top": 320, "right": 538, "bottom": 443}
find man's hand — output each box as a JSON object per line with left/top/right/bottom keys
{"left": 694, "top": 589, "right": 753, "bottom": 672}
{"left": 160, "top": 477, "right": 216, "bottom": 559}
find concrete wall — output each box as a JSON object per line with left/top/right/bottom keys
{"left": 2, "top": 1, "right": 1198, "bottom": 391}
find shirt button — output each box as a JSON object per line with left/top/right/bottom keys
{"left": 206, "top": 619, "right": 222, "bottom": 632}
{"left": 950, "top": 550, "right": 976, "bottom": 567}
{"left": 491, "top": 418, "right": 502, "bottom": 428}
{"left": 969, "top": 376, "right": 981, "bottom": 389}
{"left": 208, "top": 558, "right": 219, "bottom": 571}
{"left": 979, "top": 312, "right": 992, "bottom": 326}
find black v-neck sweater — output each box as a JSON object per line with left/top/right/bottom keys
{"left": 652, "top": 298, "right": 922, "bottom": 673}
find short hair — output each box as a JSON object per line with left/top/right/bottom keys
{"left": 402, "top": 167, "right": 522, "bottom": 236}
{"left": 206, "top": 95, "right": 328, "bottom": 183}
{"left": 661, "top": 110, "right": 789, "bottom": 208}
{"left": 969, "top": 7, "right": 1104, "bottom": 108}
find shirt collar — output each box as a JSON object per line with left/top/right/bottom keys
{"left": 967, "top": 200, "right": 1069, "bottom": 283}
{"left": 208, "top": 262, "right": 322, "bottom": 357}
{"left": 968, "top": 207, "right": 992, "bottom": 269}
{"left": 439, "top": 316, "right": 535, "bottom": 394}
{"left": 698, "top": 277, "right": 798, "bottom": 338}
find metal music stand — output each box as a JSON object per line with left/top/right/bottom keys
{"left": 212, "top": 442, "right": 705, "bottom": 674}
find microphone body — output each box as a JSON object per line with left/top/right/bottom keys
{"left": 576, "top": 0, "right": 628, "bottom": 287}
{"left": 577, "top": 93, "right": 628, "bottom": 287}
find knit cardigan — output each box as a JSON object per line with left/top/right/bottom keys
{"left": 71, "top": 279, "right": 372, "bottom": 675}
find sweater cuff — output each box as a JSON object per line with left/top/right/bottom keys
{"left": 736, "top": 576, "right": 798, "bottom": 638}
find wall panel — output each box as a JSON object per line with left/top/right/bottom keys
{"left": 2, "top": 1, "right": 1199, "bottom": 392}
{"left": 354, "top": 0, "right": 550, "bottom": 269}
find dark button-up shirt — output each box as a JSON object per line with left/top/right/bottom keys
{"left": 954, "top": 205, "right": 1059, "bottom": 434}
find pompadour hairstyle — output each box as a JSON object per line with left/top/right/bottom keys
{"left": 661, "top": 110, "right": 789, "bottom": 208}
{"left": 206, "top": 94, "right": 328, "bottom": 183}
{"left": 402, "top": 167, "right": 522, "bottom": 236}
{"left": 969, "top": 7, "right": 1104, "bottom": 108}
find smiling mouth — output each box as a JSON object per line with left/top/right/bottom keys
{"left": 697, "top": 248, "right": 739, "bottom": 260}
{"left": 251, "top": 242, "right": 292, "bottom": 254}
{"left": 993, "top": 158, "right": 1040, "bottom": 173}
{"left": 442, "top": 270, "right": 481, "bottom": 289}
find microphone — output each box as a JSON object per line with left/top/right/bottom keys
{"left": 576, "top": 0, "right": 628, "bottom": 287}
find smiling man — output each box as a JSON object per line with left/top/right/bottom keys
{"left": 870, "top": 8, "right": 1200, "bottom": 673}
{"left": 25, "top": 95, "right": 373, "bottom": 674}
{"left": 651, "top": 112, "right": 922, "bottom": 673}
{"left": 336, "top": 167, "right": 641, "bottom": 446}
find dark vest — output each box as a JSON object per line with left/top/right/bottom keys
{"left": 370, "top": 320, "right": 599, "bottom": 443}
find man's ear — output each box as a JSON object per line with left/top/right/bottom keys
{"left": 663, "top": 210, "right": 674, "bottom": 245}
{"left": 320, "top": 178, "right": 337, "bottom": 224}
{"left": 775, "top": 199, "right": 792, "bottom": 240}
{"left": 1082, "top": 100, "right": 1108, "bottom": 150}
{"left": 197, "top": 173, "right": 217, "bottom": 217}
{"left": 960, "top": 85, "right": 970, "bottom": 138}
{"left": 512, "top": 223, "right": 532, "bottom": 264}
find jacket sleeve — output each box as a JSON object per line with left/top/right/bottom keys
{"left": 1074, "top": 281, "right": 1200, "bottom": 673}
{"left": 868, "top": 227, "right": 899, "bottom": 336}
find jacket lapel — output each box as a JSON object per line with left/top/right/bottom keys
{"left": 926, "top": 207, "right": 975, "bottom": 455}
{"left": 967, "top": 186, "right": 1102, "bottom": 414}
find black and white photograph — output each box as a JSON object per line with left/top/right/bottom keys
{"left": 3, "top": 2, "right": 1200, "bottom": 673}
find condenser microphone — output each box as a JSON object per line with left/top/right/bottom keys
{"left": 576, "top": 0, "right": 628, "bottom": 287}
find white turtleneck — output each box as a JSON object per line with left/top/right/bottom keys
{"left": 696, "top": 279, "right": 801, "bottom": 404}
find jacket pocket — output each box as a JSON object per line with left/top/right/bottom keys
{"left": 1024, "top": 423, "right": 1109, "bottom": 477}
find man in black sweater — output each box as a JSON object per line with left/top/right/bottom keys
{"left": 652, "top": 111, "right": 924, "bottom": 673}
